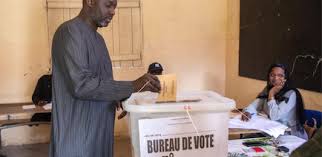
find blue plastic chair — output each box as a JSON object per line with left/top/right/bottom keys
{"left": 304, "top": 109, "right": 322, "bottom": 128}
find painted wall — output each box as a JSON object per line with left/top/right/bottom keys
{"left": 0, "top": 0, "right": 50, "bottom": 103}
{"left": 226, "top": 0, "right": 322, "bottom": 111}
{"left": 0, "top": 0, "right": 51, "bottom": 146}
{"left": 140, "top": 0, "right": 227, "bottom": 94}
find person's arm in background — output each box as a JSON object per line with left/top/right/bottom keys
{"left": 32, "top": 76, "right": 49, "bottom": 106}
{"left": 32, "top": 77, "right": 42, "bottom": 105}
{"left": 267, "top": 90, "right": 296, "bottom": 121}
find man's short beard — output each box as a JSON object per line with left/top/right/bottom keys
{"left": 93, "top": 16, "right": 107, "bottom": 27}
{"left": 89, "top": 12, "right": 101, "bottom": 27}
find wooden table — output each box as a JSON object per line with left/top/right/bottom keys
{"left": 229, "top": 128, "right": 263, "bottom": 135}
{"left": 0, "top": 103, "right": 49, "bottom": 115}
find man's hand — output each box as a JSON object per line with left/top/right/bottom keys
{"left": 241, "top": 112, "right": 252, "bottom": 121}
{"left": 133, "top": 74, "right": 161, "bottom": 93}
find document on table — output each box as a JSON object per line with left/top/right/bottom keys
{"left": 277, "top": 135, "right": 306, "bottom": 152}
{"left": 229, "top": 115, "right": 288, "bottom": 138}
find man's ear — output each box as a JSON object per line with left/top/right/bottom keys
{"left": 85, "top": 0, "right": 96, "bottom": 7}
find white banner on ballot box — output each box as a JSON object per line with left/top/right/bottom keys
{"left": 138, "top": 113, "right": 228, "bottom": 157}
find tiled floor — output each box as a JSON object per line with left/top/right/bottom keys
{"left": 0, "top": 137, "right": 132, "bottom": 157}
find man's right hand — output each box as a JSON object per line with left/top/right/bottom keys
{"left": 241, "top": 112, "right": 252, "bottom": 121}
{"left": 133, "top": 73, "right": 161, "bottom": 93}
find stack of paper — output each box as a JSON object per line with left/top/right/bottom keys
{"left": 229, "top": 115, "right": 288, "bottom": 138}
{"left": 277, "top": 135, "right": 306, "bottom": 152}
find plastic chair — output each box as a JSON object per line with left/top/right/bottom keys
{"left": 303, "top": 109, "right": 322, "bottom": 138}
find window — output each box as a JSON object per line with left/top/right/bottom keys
{"left": 47, "top": 0, "right": 143, "bottom": 67}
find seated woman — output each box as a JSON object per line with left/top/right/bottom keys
{"left": 242, "top": 63, "right": 308, "bottom": 139}
{"left": 31, "top": 74, "right": 52, "bottom": 122}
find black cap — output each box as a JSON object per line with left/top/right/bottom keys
{"left": 148, "top": 62, "right": 163, "bottom": 74}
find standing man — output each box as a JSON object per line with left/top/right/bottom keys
{"left": 50, "top": 0, "right": 160, "bottom": 156}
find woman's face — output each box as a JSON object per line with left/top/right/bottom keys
{"left": 269, "top": 67, "right": 286, "bottom": 86}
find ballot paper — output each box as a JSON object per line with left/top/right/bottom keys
{"left": 156, "top": 74, "right": 177, "bottom": 103}
{"left": 229, "top": 115, "right": 288, "bottom": 138}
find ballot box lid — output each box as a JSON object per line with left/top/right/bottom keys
{"left": 123, "top": 91, "right": 235, "bottom": 113}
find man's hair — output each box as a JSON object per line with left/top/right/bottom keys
{"left": 148, "top": 62, "right": 163, "bottom": 75}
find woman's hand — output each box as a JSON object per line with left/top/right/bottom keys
{"left": 268, "top": 78, "right": 286, "bottom": 100}
{"left": 241, "top": 112, "right": 252, "bottom": 121}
